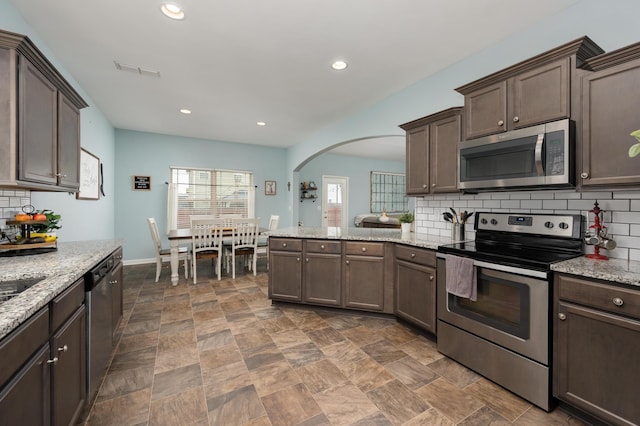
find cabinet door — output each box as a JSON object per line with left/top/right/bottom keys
{"left": 405, "top": 126, "right": 429, "bottom": 194}
{"left": 0, "top": 344, "right": 51, "bottom": 426}
{"left": 464, "top": 81, "right": 507, "bottom": 139}
{"left": 395, "top": 260, "right": 436, "bottom": 333}
{"left": 556, "top": 301, "right": 640, "bottom": 425}
{"left": 430, "top": 113, "right": 461, "bottom": 193}
{"left": 303, "top": 253, "right": 342, "bottom": 306}
{"left": 51, "top": 307, "right": 86, "bottom": 426}
{"left": 19, "top": 58, "right": 58, "bottom": 185}
{"left": 344, "top": 255, "right": 384, "bottom": 311}
{"left": 111, "top": 261, "right": 124, "bottom": 338}
{"left": 57, "top": 93, "right": 81, "bottom": 189}
{"left": 268, "top": 251, "right": 302, "bottom": 301}
{"left": 580, "top": 59, "right": 640, "bottom": 187}
{"left": 511, "top": 59, "right": 569, "bottom": 129}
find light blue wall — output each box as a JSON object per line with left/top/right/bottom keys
{"left": 298, "top": 153, "right": 411, "bottom": 227}
{"left": 114, "top": 129, "right": 289, "bottom": 261}
{"left": 1, "top": 0, "right": 116, "bottom": 242}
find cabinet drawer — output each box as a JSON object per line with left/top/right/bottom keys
{"left": 0, "top": 307, "right": 49, "bottom": 388}
{"left": 305, "top": 240, "right": 341, "bottom": 254}
{"left": 395, "top": 245, "right": 436, "bottom": 267}
{"left": 269, "top": 238, "right": 302, "bottom": 252}
{"left": 345, "top": 242, "right": 384, "bottom": 257}
{"left": 558, "top": 274, "right": 640, "bottom": 319}
{"left": 50, "top": 278, "right": 85, "bottom": 333}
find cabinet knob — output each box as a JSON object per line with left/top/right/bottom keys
{"left": 110, "top": 280, "right": 118, "bottom": 285}
{"left": 320, "top": 245, "right": 325, "bottom": 250}
{"left": 558, "top": 313, "right": 566, "bottom": 320}
{"left": 429, "top": 275, "right": 434, "bottom": 281}
{"left": 580, "top": 172, "right": 589, "bottom": 179}
{"left": 296, "top": 257, "right": 300, "bottom": 262}
{"left": 432, "top": 183, "right": 436, "bottom": 187}
{"left": 497, "top": 120, "right": 504, "bottom": 126}
{"left": 346, "top": 260, "right": 350, "bottom": 265}
{"left": 423, "top": 184, "right": 428, "bottom": 189}
{"left": 47, "top": 357, "right": 59, "bottom": 365}
{"left": 282, "top": 243, "right": 287, "bottom": 247}
{"left": 613, "top": 297, "right": 624, "bottom": 307}
{"left": 513, "top": 116, "right": 519, "bottom": 123}
{"left": 58, "top": 345, "right": 68, "bottom": 353}
{"left": 305, "top": 258, "right": 309, "bottom": 262}
{"left": 361, "top": 247, "right": 367, "bottom": 252}
{"left": 410, "top": 253, "right": 416, "bottom": 258}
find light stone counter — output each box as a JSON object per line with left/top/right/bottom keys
{"left": 552, "top": 256, "right": 640, "bottom": 287}
{"left": 265, "top": 226, "right": 458, "bottom": 251}
{"left": 0, "top": 239, "right": 124, "bottom": 340}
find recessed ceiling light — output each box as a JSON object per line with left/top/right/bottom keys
{"left": 161, "top": 3, "right": 185, "bottom": 20}
{"left": 180, "top": 108, "right": 191, "bottom": 114}
{"left": 256, "top": 121, "right": 267, "bottom": 126}
{"left": 331, "top": 60, "right": 348, "bottom": 71}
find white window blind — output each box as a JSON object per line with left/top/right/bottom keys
{"left": 169, "top": 167, "right": 254, "bottom": 229}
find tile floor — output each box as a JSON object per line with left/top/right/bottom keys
{"left": 82, "top": 261, "right": 587, "bottom": 426}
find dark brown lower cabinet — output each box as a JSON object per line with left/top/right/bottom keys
{"left": 303, "top": 241, "right": 342, "bottom": 306}
{"left": 554, "top": 274, "right": 640, "bottom": 426}
{"left": 269, "top": 238, "right": 303, "bottom": 302}
{"left": 395, "top": 259, "right": 436, "bottom": 334}
{"left": 0, "top": 344, "right": 51, "bottom": 426}
{"left": 344, "top": 242, "right": 386, "bottom": 311}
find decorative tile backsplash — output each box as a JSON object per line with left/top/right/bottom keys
{"left": 415, "top": 190, "right": 640, "bottom": 262}
{"left": 0, "top": 189, "right": 31, "bottom": 220}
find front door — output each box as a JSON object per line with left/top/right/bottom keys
{"left": 322, "top": 176, "right": 348, "bottom": 229}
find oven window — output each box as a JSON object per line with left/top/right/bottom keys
{"left": 449, "top": 270, "right": 530, "bottom": 339}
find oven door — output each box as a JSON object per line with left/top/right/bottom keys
{"left": 436, "top": 257, "right": 550, "bottom": 365}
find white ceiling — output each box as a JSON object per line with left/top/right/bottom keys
{"left": 10, "top": 0, "right": 577, "bottom": 162}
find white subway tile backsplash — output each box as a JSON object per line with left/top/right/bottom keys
{"left": 415, "top": 189, "right": 640, "bottom": 261}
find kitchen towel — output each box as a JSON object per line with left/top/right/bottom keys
{"left": 445, "top": 254, "right": 477, "bottom": 301}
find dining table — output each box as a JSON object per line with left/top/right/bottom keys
{"left": 167, "top": 227, "right": 267, "bottom": 286}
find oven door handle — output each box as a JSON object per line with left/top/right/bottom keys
{"left": 473, "top": 259, "right": 548, "bottom": 279}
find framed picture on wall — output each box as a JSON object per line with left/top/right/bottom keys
{"left": 76, "top": 149, "right": 100, "bottom": 200}
{"left": 265, "top": 180, "right": 276, "bottom": 195}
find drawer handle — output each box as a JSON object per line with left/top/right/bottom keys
{"left": 361, "top": 247, "right": 367, "bottom": 252}
{"left": 320, "top": 245, "right": 325, "bottom": 250}
{"left": 110, "top": 280, "right": 118, "bottom": 285}
{"left": 410, "top": 253, "right": 416, "bottom": 258}
{"left": 613, "top": 297, "right": 624, "bottom": 307}
{"left": 58, "top": 345, "right": 68, "bottom": 353}
{"left": 47, "top": 357, "right": 58, "bottom": 365}
{"left": 282, "top": 243, "right": 287, "bottom": 247}
{"left": 558, "top": 313, "right": 566, "bottom": 321}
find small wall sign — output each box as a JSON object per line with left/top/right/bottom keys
{"left": 265, "top": 180, "right": 276, "bottom": 195}
{"left": 133, "top": 175, "right": 152, "bottom": 190}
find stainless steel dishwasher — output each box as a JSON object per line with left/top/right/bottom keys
{"left": 85, "top": 253, "right": 114, "bottom": 399}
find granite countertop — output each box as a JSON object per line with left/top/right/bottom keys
{"left": 0, "top": 239, "right": 124, "bottom": 340}
{"left": 551, "top": 256, "right": 640, "bottom": 287}
{"left": 266, "top": 226, "right": 457, "bottom": 250}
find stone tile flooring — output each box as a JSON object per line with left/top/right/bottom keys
{"left": 82, "top": 262, "right": 587, "bottom": 426}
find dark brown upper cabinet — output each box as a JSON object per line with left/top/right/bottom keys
{"left": 0, "top": 29, "right": 87, "bottom": 191}
{"left": 456, "top": 37, "right": 603, "bottom": 140}
{"left": 578, "top": 42, "right": 640, "bottom": 188}
{"left": 400, "top": 107, "right": 462, "bottom": 195}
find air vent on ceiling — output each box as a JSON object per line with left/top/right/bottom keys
{"left": 114, "top": 61, "right": 161, "bottom": 78}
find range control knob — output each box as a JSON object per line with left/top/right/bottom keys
{"left": 544, "top": 221, "right": 554, "bottom": 229}
{"left": 558, "top": 222, "right": 569, "bottom": 230}
{"left": 481, "top": 218, "right": 488, "bottom": 225}
{"left": 490, "top": 219, "right": 498, "bottom": 225}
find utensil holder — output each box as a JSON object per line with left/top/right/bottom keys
{"left": 452, "top": 223, "right": 465, "bottom": 241}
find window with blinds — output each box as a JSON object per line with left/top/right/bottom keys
{"left": 170, "top": 167, "right": 254, "bottom": 229}
{"left": 370, "top": 171, "right": 407, "bottom": 213}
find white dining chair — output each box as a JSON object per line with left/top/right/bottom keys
{"left": 147, "top": 217, "right": 190, "bottom": 283}
{"left": 256, "top": 214, "right": 279, "bottom": 269}
{"left": 227, "top": 218, "right": 260, "bottom": 279}
{"left": 191, "top": 218, "right": 226, "bottom": 283}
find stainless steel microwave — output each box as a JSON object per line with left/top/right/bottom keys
{"left": 458, "top": 119, "right": 573, "bottom": 191}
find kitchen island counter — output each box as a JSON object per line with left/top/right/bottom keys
{"left": 552, "top": 256, "right": 640, "bottom": 287}
{"left": 0, "top": 239, "right": 124, "bottom": 340}
{"left": 266, "top": 226, "right": 457, "bottom": 250}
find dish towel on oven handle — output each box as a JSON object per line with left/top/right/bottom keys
{"left": 445, "top": 254, "right": 477, "bottom": 301}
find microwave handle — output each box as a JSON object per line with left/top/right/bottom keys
{"left": 534, "top": 133, "right": 545, "bottom": 176}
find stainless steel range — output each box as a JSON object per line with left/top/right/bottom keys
{"left": 436, "top": 212, "right": 583, "bottom": 411}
